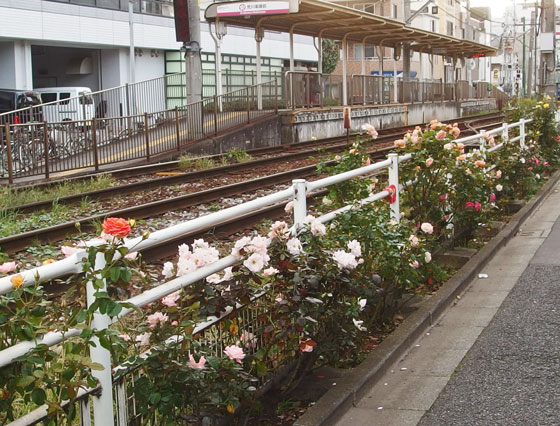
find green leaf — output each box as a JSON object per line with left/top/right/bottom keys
{"left": 88, "top": 362, "right": 105, "bottom": 371}
{"left": 148, "top": 392, "right": 161, "bottom": 405}
{"left": 62, "top": 368, "right": 75, "bottom": 381}
{"left": 106, "top": 302, "right": 123, "bottom": 317}
{"left": 16, "top": 376, "right": 35, "bottom": 388}
{"left": 109, "top": 267, "right": 121, "bottom": 283}
{"left": 31, "top": 388, "right": 46, "bottom": 405}
{"left": 207, "top": 356, "right": 220, "bottom": 370}
{"left": 120, "top": 268, "right": 132, "bottom": 283}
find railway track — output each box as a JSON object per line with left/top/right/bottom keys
{"left": 4, "top": 112, "right": 502, "bottom": 215}
{"left": 0, "top": 113, "right": 504, "bottom": 255}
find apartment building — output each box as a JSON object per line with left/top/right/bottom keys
{"left": 326, "top": 0, "right": 491, "bottom": 84}
{"left": 0, "top": 0, "right": 318, "bottom": 93}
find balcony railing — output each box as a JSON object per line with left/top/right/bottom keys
{"left": 45, "top": 0, "right": 174, "bottom": 17}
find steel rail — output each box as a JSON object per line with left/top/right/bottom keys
{"left": 3, "top": 115, "right": 503, "bottom": 215}
{"left": 0, "top": 164, "right": 331, "bottom": 253}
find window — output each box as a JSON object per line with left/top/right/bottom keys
{"left": 0, "top": 92, "right": 13, "bottom": 110}
{"left": 41, "top": 93, "right": 58, "bottom": 103}
{"left": 59, "top": 93, "right": 71, "bottom": 105}
{"left": 462, "top": 28, "right": 466, "bottom": 39}
{"left": 430, "top": 20, "right": 436, "bottom": 32}
{"left": 448, "top": 0, "right": 453, "bottom": 5}
{"left": 353, "top": 44, "right": 375, "bottom": 59}
{"left": 393, "top": 4, "right": 398, "bottom": 19}
{"left": 354, "top": 44, "right": 363, "bottom": 60}
{"left": 364, "top": 4, "right": 374, "bottom": 13}
{"left": 447, "top": 21, "right": 453, "bottom": 36}
{"left": 473, "top": 29, "right": 476, "bottom": 40}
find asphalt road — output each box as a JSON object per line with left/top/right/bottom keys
{"left": 418, "top": 220, "right": 560, "bottom": 426}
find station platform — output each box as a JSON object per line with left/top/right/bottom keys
{"left": 298, "top": 173, "right": 560, "bottom": 426}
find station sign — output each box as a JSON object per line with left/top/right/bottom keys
{"left": 432, "top": 48, "right": 447, "bottom": 55}
{"left": 216, "top": 1, "right": 296, "bottom": 17}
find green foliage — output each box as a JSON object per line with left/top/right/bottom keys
{"left": 0, "top": 175, "right": 113, "bottom": 211}
{"left": 178, "top": 154, "right": 218, "bottom": 172}
{"left": 2, "top": 108, "right": 560, "bottom": 424}
{"left": 224, "top": 149, "right": 252, "bottom": 164}
{"left": 393, "top": 122, "right": 494, "bottom": 240}
{"left": 321, "top": 39, "right": 339, "bottom": 75}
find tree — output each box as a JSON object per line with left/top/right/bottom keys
{"left": 322, "top": 39, "right": 339, "bottom": 74}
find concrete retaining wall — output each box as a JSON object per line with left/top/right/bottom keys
{"left": 182, "top": 99, "right": 498, "bottom": 157}
{"left": 282, "top": 99, "right": 497, "bottom": 144}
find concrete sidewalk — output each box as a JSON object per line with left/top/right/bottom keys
{"left": 334, "top": 182, "right": 560, "bottom": 426}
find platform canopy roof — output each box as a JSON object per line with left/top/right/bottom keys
{"left": 205, "top": 0, "right": 497, "bottom": 58}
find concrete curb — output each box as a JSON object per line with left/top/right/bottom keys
{"left": 295, "top": 169, "right": 560, "bottom": 426}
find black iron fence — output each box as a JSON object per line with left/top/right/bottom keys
{"left": 0, "top": 81, "right": 278, "bottom": 183}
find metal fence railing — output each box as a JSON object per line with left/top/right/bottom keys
{"left": 0, "top": 80, "right": 278, "bottom": 183}
{"left": 285, "top": 72, "right": 504, "bottom": 109}
{"left": 0, "top": 118, "right": 530, "bottom": 425}
{"left": 0, "top": 72, "right": 187, "bottom": 128}
{"left": 350, "top": 75, "right": 394, "bottom": 106}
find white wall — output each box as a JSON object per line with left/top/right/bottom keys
{"left": 0, "top": 41, "right": 32, "bottom": 89}
{"left": 0, "top": 1, "right": 318, "bottom": 62}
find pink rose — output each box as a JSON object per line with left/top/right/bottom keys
{"left": 224, "top": 345, "right": 246, "bottom": 364}
{"left": 420, "top": 222, "right": 434, "bottom": 234}
{"left": 474, "top": 160, "right": 486, "bottom": 168}
{"left": 60, "top": 246, "right": 80, "bottom": 258}
{"left": 490, "top": 193, "right": 496, "bottom": 201}
{"left": 299, "top": 339, "right": 316, "bottom": 353}
{"left": 162, "top": 291, "right": 180, "bottom": 307}
{"left": 436, "top": 130, "right": 446, "bottom": 141}
{"left": 0, "top": 262, "right": 17, "bottom": 274}
{"left": 394, "top": 139, "right": 406, "bottom": 148}
{"left": 188, "top": 354, "right": 207, "bottom": 370}
{"left": 465, "top": 201, "right": 475, "bottom": 210}
{"left": 425, "top": 157, "right": 434, "bottom": 167}
{"left": 147, "top": 312, "right": 169, "bottom": 328}
{"left": 410, "top": 260, "right": 420, "bottom": 269}
{"left": 474, "top": 202, "right": 482, "bottom": 212}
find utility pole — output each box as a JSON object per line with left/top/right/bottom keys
{"left": 185, "top": 1, "right": 202, "bottom": 104}
{"left": 540, "top": 0, "right": 555, "bottom": 96}
{"left": 522, "top": 16, "right": 526, "bottom": 96}
{"left": 403, "top": 0, "right": 411, "bottom": 82}
{"left": 528, "top": 10, "right": 535, "bottom": 94}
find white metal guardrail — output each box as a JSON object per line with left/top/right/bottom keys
{"left": 0, "top": 118, "right": 532, "bottom": 425}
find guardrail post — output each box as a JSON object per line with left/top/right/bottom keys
{"left": 501, "top": 122, "right": 509, "bottom": 143}
{"left": 520, "top": 119, "right": 526, "bottom": 149}
{"left": 292, "top": 179, "right": 307, "bottom": 233}
{"left": 144, "top": 113, "right": 150, "bottom": 161}
{"left": 4, "top": 124, "right": 13, "bottom": 185}
{"left": 80, "top": 397, "right": 92, "bottom": 426}
{"left": 92, "top": 119, "right": 100, "bottom": 172}
{"left": 388, "top": 153, "right": 400, "bottom": 224}
{"left": 43, "top": 122, "right": 50, "bottom": 179}
{"left": 246, "top": 87, "right": 251, "bottom": 123}
{"left": 87, "top": 252, "right": 115, "bottom": 426}
{"left": 274, "top": 79, "right": 279, "bottom": 114}
{"left": 213, "top": 96, "right": 218, "bottom": 136}
{"left": 479, "top": 132, "right": 487, "bottom": 160}
{"left": 175, "top": 107, "right": 181, "bottom": 152}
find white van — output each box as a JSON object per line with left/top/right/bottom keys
{"left": 35, "top": 87, "right": 95, "bottom": 123}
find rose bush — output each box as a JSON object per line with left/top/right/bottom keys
{"left": 2, "top": 108, "right": 559, "bottom": 424}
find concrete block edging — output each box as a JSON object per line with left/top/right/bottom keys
{"left": 294, "top": 169, "right": 560, "bottom": 426}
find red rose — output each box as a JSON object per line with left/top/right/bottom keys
{"left": 102, "top": 217, "right": 131, "bottom": 238}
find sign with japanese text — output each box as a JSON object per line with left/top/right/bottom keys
{"left": 216, "top": 1, "right": 291, "bottom": 16}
